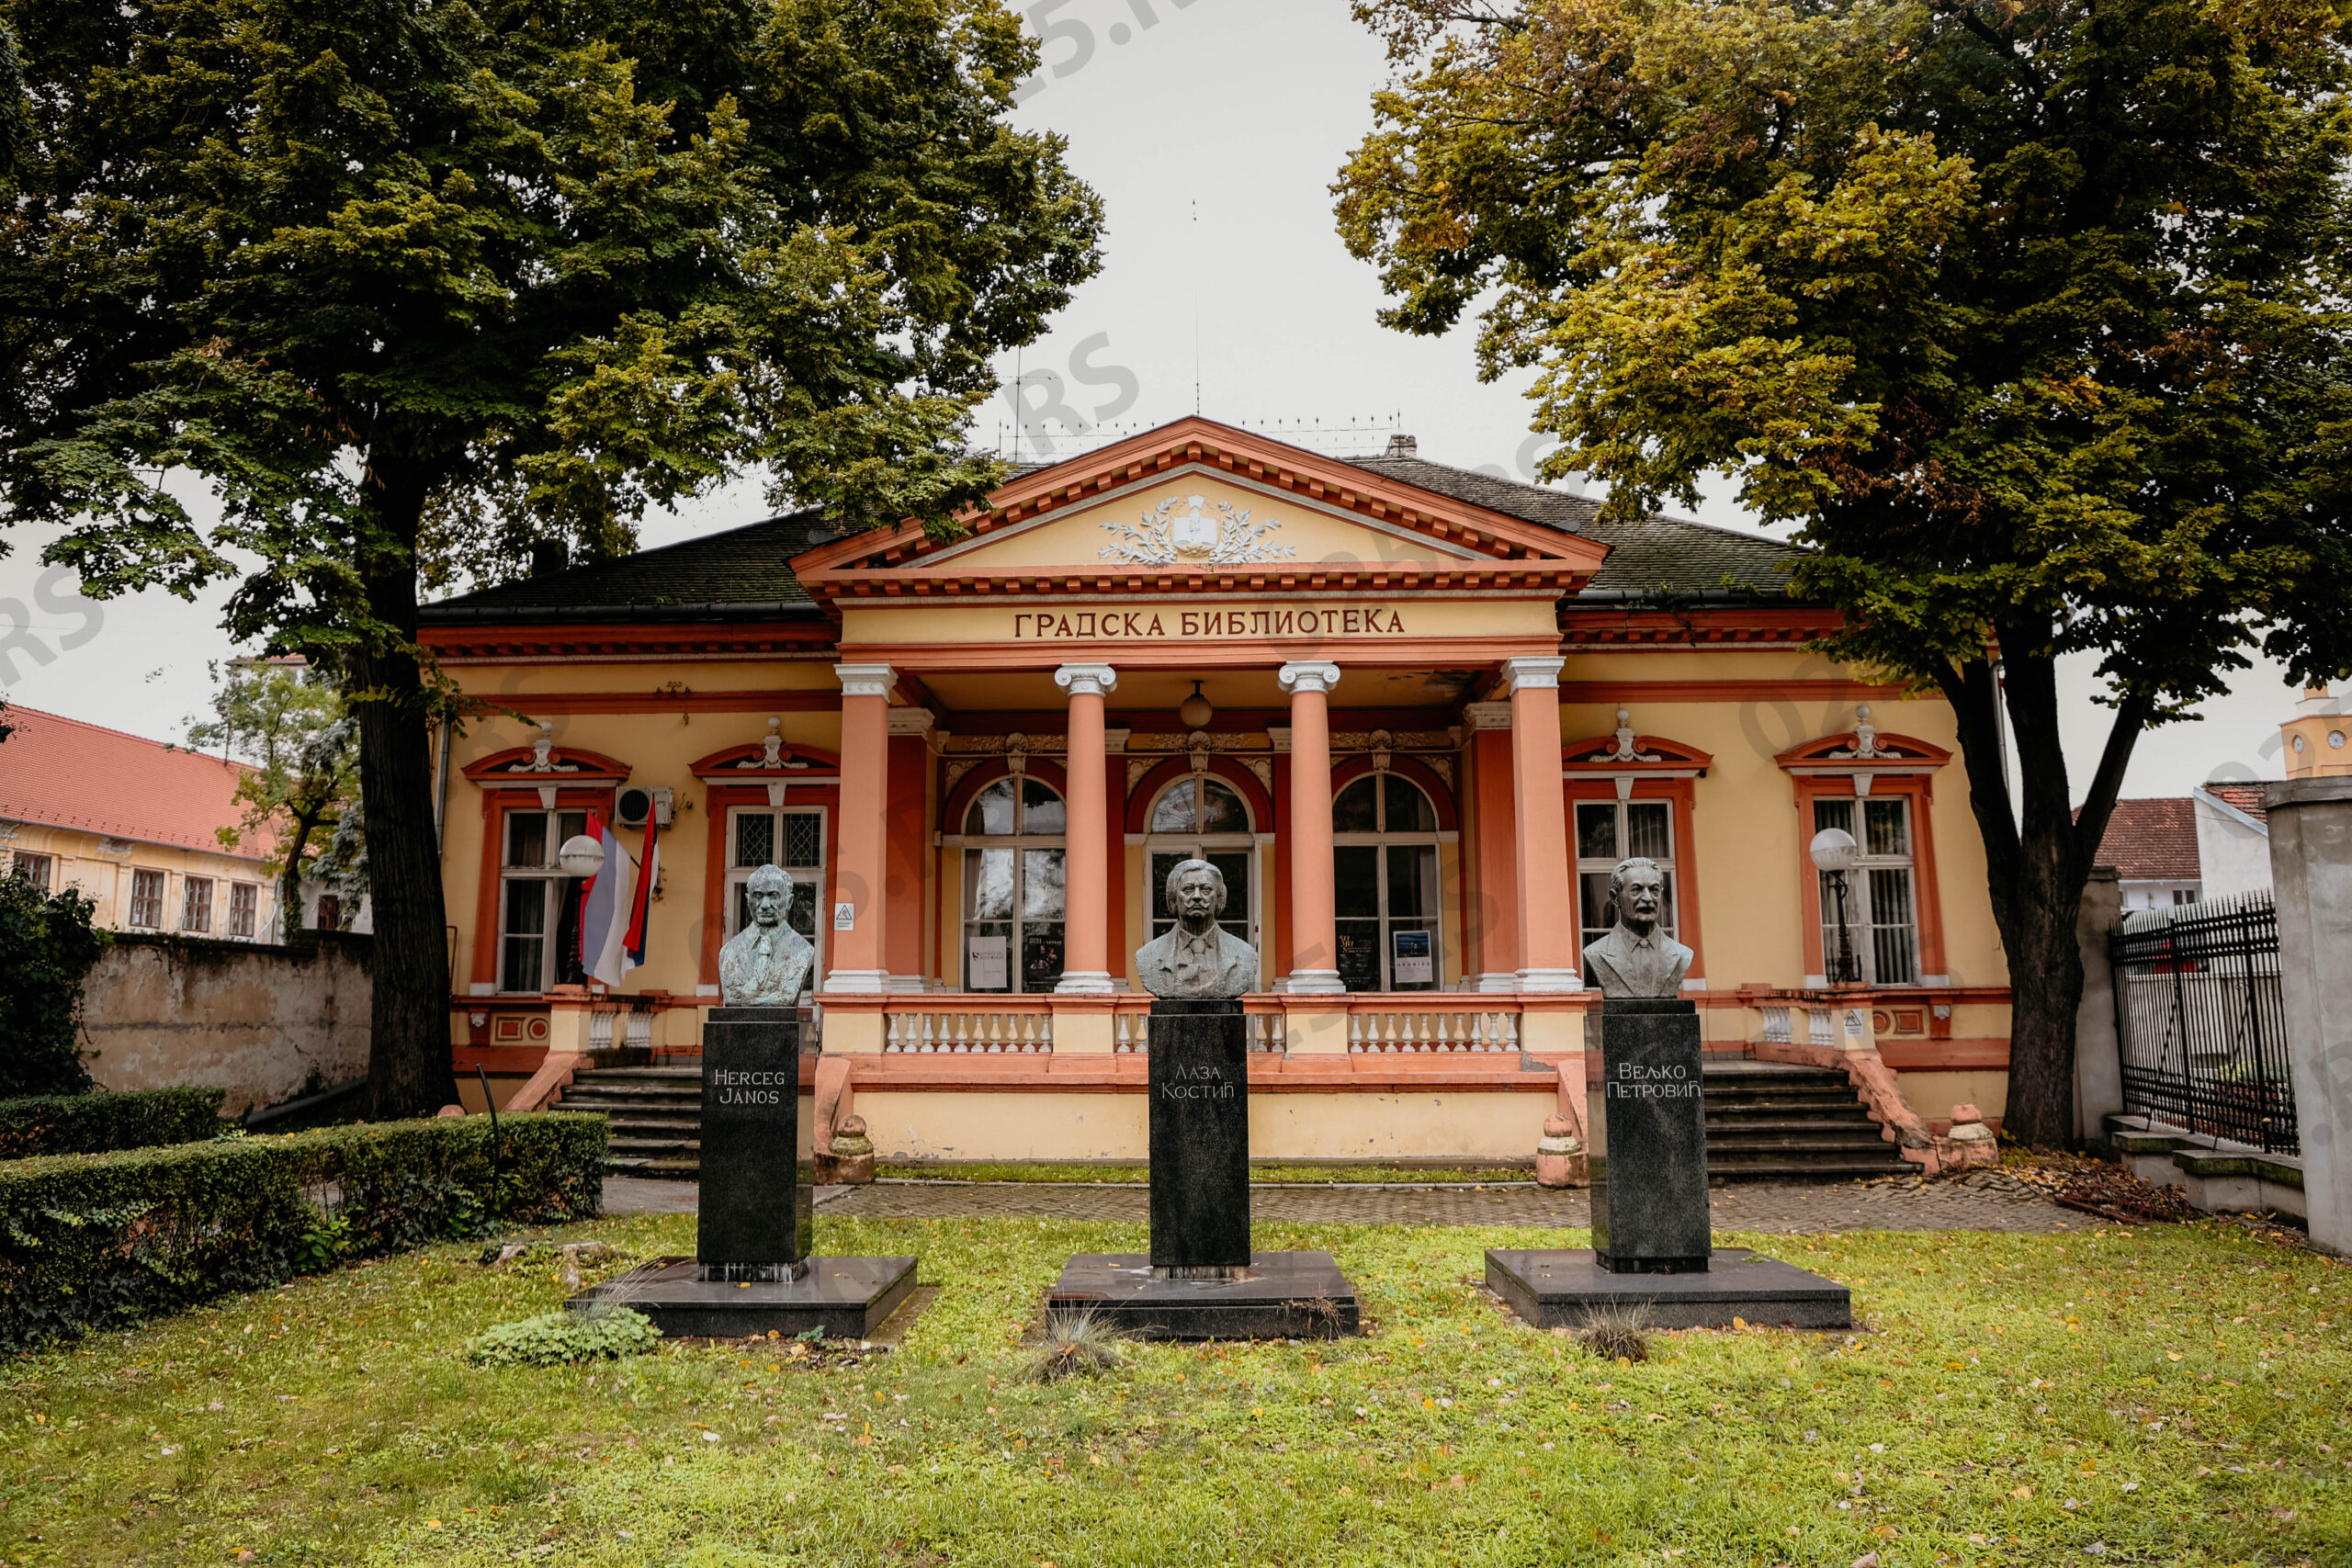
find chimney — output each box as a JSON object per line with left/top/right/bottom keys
{"left": 529, "top": 538, "right": 569, "bottom": 578}
{"left": 1385, "top": 434, "right": 1418, "bottom": 457}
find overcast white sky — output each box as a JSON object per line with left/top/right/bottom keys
{"left": 0, "top": 0, "right": 2312, "bottom": 798}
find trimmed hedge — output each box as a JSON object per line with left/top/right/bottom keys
{"left": 0, "top": 1111, "right": 605, "bottom": 1355}
{"left": 0, "top": 1088, "right": 227, "bottom": 1158}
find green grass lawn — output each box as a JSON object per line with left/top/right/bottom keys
{"left": 875, "top": 1163, "right": 1536, "bottom": 1185}
{"left": 3, "top": 1213, "right": 2346, "bottom": 1566}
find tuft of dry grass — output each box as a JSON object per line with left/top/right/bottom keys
{"left": 1028, "top": 1309, "right": 1127, "bottom": 1382}
{"left": 1576, "top": 1300, "right": 1653, "bottom": 1363}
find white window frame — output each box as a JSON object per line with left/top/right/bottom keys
{"left": 1813, "top": 795, "right": 1921, "bottom": 986}
{"left": 1573, "top": 797, "right": 1680, "bottom": 953}
{"left": 497, "top": 807, "right": 589, "bottom": 995}
{"left": 9, "top": 852, "right": 53, "bottom": 893}
{"left": 181, "top": 875, "right": 214, "bottom": 934}
{"left": 1140, "top": 774, "right": 1261, "bottom": 981}
{"left": 227, "top": 881, "right": 259, "bottom": 939}
{"left": 1331, "top": 771, "right": 1447, "bottom": 993}
{"left": 127, "top": 868, "right": 165, "bottom": 930}
{"left": 722, "top": 804, "right": 830, "bottom": 988}
{"left": 944, "top": 775, "right": 1069, "bottom": 993}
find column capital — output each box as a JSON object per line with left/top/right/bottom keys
{"left": 1054, "top": 662, "right": 1119, "bottom": 698}
{"left": 885, "top": 707, "right": 936, "bottom": 739}
{"left": 1500, "top": 656, "right": 1565, "bottom": 695}
{"left": 1277, "top": 661, "right": 1341, "bottom": 696}
{"left": 833, "top": 662, "right": 897, "bottom": 698}
{"left": 1462, "top": 701, "right": 1513, "bottom": 731}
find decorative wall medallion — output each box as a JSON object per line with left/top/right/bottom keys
{"left": 1243, "top": 758, "right": 1274, "bottom": 794}
{"left": 518, "top": 722, "right": 581, "bottom": 773}
{"left": 1099, "top": 493, "right": 1295, "bottom": 567}
{"left": 1126, "top": 758, "right": 1157, "bottom": 792}
{"left": 944, "top": 760, "right": 981, "bottom": 795}
{"left": 1425, "top": 756, "right": 1454, "bottom": 788}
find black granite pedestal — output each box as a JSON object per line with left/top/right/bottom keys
{"left": 568, "top": 1008, "right": 918, "bottom": 1339}
{"left": 1590, "top": 997, "right": 1712, "bottom": 1273}
{"left": 1148, "top": 998, "right": 1250, "bottom": 1272}
{"left": 1049, "top": 998, "right": 1361, "bottom": 1339}
{"left": 1485, "top": 1247, "right": 1852, "bottom": 1330}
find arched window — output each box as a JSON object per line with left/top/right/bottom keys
{"left": 960, "top": 775, "right": 1066, "bottom": 992}
{"left": 1144, "top": 773, "right": 1257, "bottom": 968}
{"left": 1332, "top": 773, "right": 1442, "bottom": 992}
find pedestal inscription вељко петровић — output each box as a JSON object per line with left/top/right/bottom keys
{"left": 1046, "top": 859, "right": 1360, "bottom": 1337}
{"left": 1484, "top": 856, "right": 1851, "bottom": 1330}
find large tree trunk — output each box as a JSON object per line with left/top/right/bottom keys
{"left": 354, "top": 459, "right": 457, "bottom": 1120}
{"left": 1938, "top": 644, "right": 2147, "bottom": 1149}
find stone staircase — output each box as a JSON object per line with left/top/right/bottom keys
{"left": 1702, "top": 1060, "right": 1915, "bottom": 1179}
{"left": 557, "top": 1065, "right": 703, "bottom": 1178}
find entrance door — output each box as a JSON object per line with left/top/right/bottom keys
{"left": 1144, "top": 774, "right": 1261, "bottom": 988}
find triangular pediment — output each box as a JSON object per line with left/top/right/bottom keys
{"left": 790, "top": 419, "right": 1608, "bottom": 604}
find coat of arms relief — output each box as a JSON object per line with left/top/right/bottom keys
{"left": 1098, "top": 493, "right": 1295, "bottom": 567}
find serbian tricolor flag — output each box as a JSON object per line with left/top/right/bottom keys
{"left": 621, "top": 821, "right": 658, "bottom": 977}
{"left": 577, "top": 811, "right": 634, "bottom": 987}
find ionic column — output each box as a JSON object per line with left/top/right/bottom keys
{"left": 825, "top": 663, "right": 894, "bottom": 994}
{"left": 1463, "top": 701, "right": 1523, "bottom": 991}
{"left": 1278, "top": 661, "right": 1345, "bottom": 994}
{"left": 1054, "top": 663, "right": 1118, "bottom": 994}
{"left": 1505, "top": 656, "right": 1580, "bottom": 990}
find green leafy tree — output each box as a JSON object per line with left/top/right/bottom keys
{"left": 0, "top": 878, "right": 108, "bottom": 1097}
{"left": 4, "top": 0, "right": 1103, "bottom": 1115}
{"left": 187, "top": 660, "right": 361, "bottom": 944}
{"left": 1336, "top": 0, "right": 2352, "bottom": 1145}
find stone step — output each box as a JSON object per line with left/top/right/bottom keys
{"left": 1706, "top": 1157, "right": 1914, "bottom": 1179}
{"left": 1704, "top": 1115, "right": 1892, "bottom": 1135}
{"left": 560, "top": 1091, "right": 700, "bottom": 1113}
{"left": 605, "top": 1155, "right": 702, "bottom": 1179}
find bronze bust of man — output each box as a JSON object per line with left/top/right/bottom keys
{"left": 1135, "top": 859, "right": 1258, "bottom": 999}
{"left": 1580, "top": 856, "right": 1693, "bottom": 998}
{"left": 718, "top": 863, "right": 813, "bottom": 1007}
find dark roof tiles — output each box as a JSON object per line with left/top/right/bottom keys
{"left": 419, "top": 446, "right": 1803, "bottom": 622}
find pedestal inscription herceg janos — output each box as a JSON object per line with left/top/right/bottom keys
{"left": 570, "top": 865, "right": 917, "bottom": 1338}
{"left": 1047, "top": 860, "right": 1361, "bottom": 1337}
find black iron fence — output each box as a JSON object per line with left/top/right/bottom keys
{"left": 2109, "top": 893, "right": 2297, "bottom": 1154}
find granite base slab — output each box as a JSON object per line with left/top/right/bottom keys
{"left": 1485, "top": 1247, "right": 1851, "bottom": 1331}
{"left": 567, "top": 1255, "right": 917, "bottom": 1340}
{"left": 1047, "top": 1251, "right": 1361, "bottom": 1340}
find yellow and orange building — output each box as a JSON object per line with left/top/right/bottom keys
{"left": 422, "top": 421, "right": 2014, "bottom": 1161}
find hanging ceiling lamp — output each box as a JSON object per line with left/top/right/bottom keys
{"left": 1179, "top": 680, "right": 1214, "bottom": 730}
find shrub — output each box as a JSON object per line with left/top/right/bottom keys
{"left": 0, "top": 1111, "right": 605, "bottom": 1354}
{"left": 467, "top": 1307, "right": 660, "bottom": 1369}
{"left": 0, "top": 880, "right": 108, "bottom": 1097}
{"left": 0, "top": 1088, "right": 226, "bottom": 1158}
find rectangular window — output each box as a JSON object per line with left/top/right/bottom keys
{"left": 9, "top": 852, "right": 53, "bottom": 892}
{"left": 228, "top": 882, "right": 258, "bottom": 938}
{"left": 498, "top": 807, "right": 589, "bottom": 993}
{"left": 128, "top": 868, "right": 165, "bottom": 929}
{"left": 182, "top": 876, "right": 213, "bottom": 933}
{"left": 1574, "top": 799, "right": 1679, "bottom": 953}
{"left": 1814, "top": 796, "right": 1919, "bottom": 985}
{"left": 725, "top": 807, "right": 827, "bottom": 990}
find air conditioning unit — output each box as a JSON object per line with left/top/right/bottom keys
{"left": 614, "top": 785, "right": 673, "bottom": 829}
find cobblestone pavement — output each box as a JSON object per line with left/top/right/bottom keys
{"left": 605, "top": 1172, "right": 2075, "bottom": 1233}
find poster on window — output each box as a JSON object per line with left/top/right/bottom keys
{"left": 1337, "top": 931, "right": 1380, "bottom": 991}
{"left": 1392, "top": 929, "right": 1434, "bottom": 986}
{"left": 967, "top": 934, "right": 1008, "bottom": 989}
